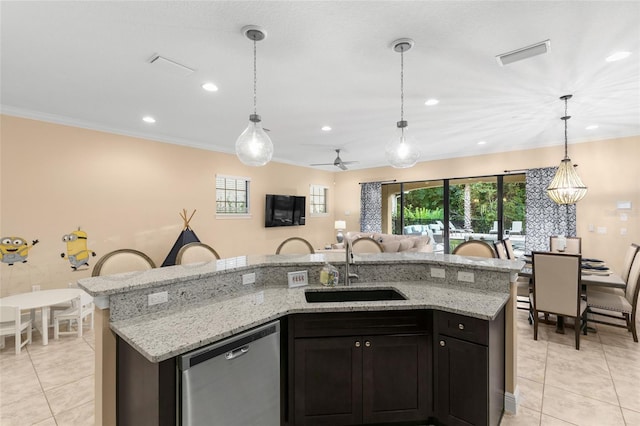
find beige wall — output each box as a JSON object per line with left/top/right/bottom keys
{"left": 334, "top": 136, "right": 640, "bottom": 274}
{"left": 2, "top": 115, "right": 638, "bottom": 295}
{"left": 0, "top": 115, "right": 336, "bottom": 295}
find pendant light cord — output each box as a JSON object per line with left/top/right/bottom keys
{"left": 563, "top": 97, "right": 568, "bottom": 159}
{"left": 253, "top": 38, "right": 257, "bottom": 115}
{"left": 400, "top": 47, "right": 404, "bottom": 123}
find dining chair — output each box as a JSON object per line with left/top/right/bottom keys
{"left": 0, "top": 305, "right": 32, "bottom": 354}
{"left": 350, "top": 236, "right": 384, "bottom": 254}
{"left": 452, "top": 240, "right": 496, "bottom": 258}
{"left": 92, "top": 249, "right": 156, "bottom": 276}
{"left": 496, "top": 240, "right": 532, "bottom": 318}
{"left": 176, "top": 242, "right": 221, "bottom": 265}
{"left": 493, "top": 240, "right": 508, "bottom": 259}
{"left": 275, "top": 237, "right": 315, "bottom": 254}
{"left": 530, "top": 252, "right": 587, "bottom": 350}
{"left": 549, "top": 236, "right": 581, "bottom": 254}
{"left": 587, "top": 242, "right": 639, "bottom": 298}
{"left": 587, "top": 253, "right": 640, "bottom": 342}
{"left": 53, "top": 291, "right": 94, "bottom": 339}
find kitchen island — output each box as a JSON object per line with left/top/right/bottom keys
{"left": 79, "top": 252, "right": 523, "bottom": 426}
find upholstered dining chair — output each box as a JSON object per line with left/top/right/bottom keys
{"left": 587, "top": 243, "right": 639, "bottom": 298}
{"left": 493, "top": 240, "right": 508, "bottom": 259}
{"left": 176, "top": 242, "right": 221, "bottom": 265}
{"left": 275, "top": 237, "right": 315, "bottom": 254}
{"left": 550, "top": 236, "right": 581, "bottom": 254}
{"left": 53, "top": 290, "right": 94, "bottom": 339}
{"left": 350, "top": 236, "right": 384, "bottom": 254}
{"left": 496, "top": 239, "right": 532, "bottom": 317}
{"left": 91, "top": 249, "right": 156, "bottom": 276}
{"left": 452, "top": 240, "right": 496, "bottom": 258}
{"left": 530, "top": 252, "right": 587, "bottom": 350}
{"left": 0, "top": 305, "right": 32, "bottom": 354}
{"left": 587, "top": 253, "right": 640, "bottom": 342}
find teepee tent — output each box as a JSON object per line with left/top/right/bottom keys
{"left": 162, "top": 209, "right": 200, "bottom": 267}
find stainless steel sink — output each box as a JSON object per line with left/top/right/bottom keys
{"left": 304, "top": 288, "right": 407, "bottom": 303}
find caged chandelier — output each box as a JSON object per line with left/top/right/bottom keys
{"left": 385, "top": 38, "right": 420, "bottom": 169}
{"left": 235, "top": 25, "right": 274, "bottom": 166}
{"left": 546, "top": 94, "right": 588, "bottom": 205}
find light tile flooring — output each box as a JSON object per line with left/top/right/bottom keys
{"left": 0, "top": 311, "right": 638, "bottom": 425}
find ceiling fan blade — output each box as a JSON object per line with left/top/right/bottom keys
{"left": 310, "top": 162, "right": 335, "bottom": 166}
{"left": 340, "top": 161, "right": 359, "bottom": 165}
{"left": 338, "top": 163, "right": 348, "bottom": 171}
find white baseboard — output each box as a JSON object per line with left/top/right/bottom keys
{"left": 504, "top": 386, "right": 520, "bottom": 414}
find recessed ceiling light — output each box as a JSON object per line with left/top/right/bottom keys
{"left": 202, "top": 82, "right": 219, "bottom": 92}
{"left": 586, "top": 124, "right": 599, "bottom": 130}
{"left": 477, "top": 141, "right": 487, "bottom": 145}
{"left": 321, "top": 126, "right": 332, "bottom": 132}
{"left": 424, "top": 98, "right": 439, "bottom": 106}
{"left": 142, "top": 116, "right": 156, "bottom": 124}
{"left": 606, "top": 51, "right": 631, "bottom": 62}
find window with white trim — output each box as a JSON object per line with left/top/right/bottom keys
{"left": 309, "top": 185, "right": 328, "bottom": 215}
{"left": 216, "top": 175, "right": 250, "bottom": 215}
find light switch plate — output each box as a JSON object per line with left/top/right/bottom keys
{"left": 431, "top": 267, "right": 446, "bottom": 278}
{"left": 457, "top": 271, "right": 474, "bottom": 283}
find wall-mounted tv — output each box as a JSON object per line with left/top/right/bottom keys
{"left": 265, "top": 194, "right": 306, "bottom": 227}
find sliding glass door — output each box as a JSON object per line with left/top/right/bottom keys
{"left": 382, "top": 173, "right": 525, "bottom": 254}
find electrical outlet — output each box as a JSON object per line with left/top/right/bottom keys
{"left": 148, "top": 291, "right": 168, "bottom": 306}
{"left": 430, "top": 267, "right": 446, "bottom": 278}
{"left": 32, "top": 285, "right": 41, "bottom": 292}
{"left": 597, "top": 227, "right": 607, "bottom": 234}
{"left": 621, "top": 228, "right": 627, "bottom": 235}
{"left": 242, "top": 272, "right": 256, "bottom": 285}
{"left": 457, "top": 271, "right": 474, "bottom": 283}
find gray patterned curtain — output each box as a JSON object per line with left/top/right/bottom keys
{"left": 525, "top": 167, "right": 577, "bottom": 253}
{"left": 360, "top": 182, "right": 382, "bottom": 232}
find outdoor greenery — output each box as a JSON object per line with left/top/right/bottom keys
{"left": 391, "top": 179, "right": 526, "bottom": 235}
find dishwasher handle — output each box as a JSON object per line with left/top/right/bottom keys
{"left": 225, "top": 345, "right": 249, "bottom": 360}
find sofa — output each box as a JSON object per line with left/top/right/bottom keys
{"left": 333, "top": 231, "right": 434, "bottom": 253}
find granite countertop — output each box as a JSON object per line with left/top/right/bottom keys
{"left": 79, "top": 252, "right": 523, "bottom": 297}
{"left": 112, "top": 280, "right": 510, "bottom": 363}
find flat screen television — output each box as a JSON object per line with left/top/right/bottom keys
{"left": 265, "top": 194, "right": 306, "bottom": 227}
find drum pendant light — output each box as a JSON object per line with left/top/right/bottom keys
{"left": 547, "top": 95, "right": 588, "bottom": 204}
{"left": 235, "top": 25, "right": 273, "bottom": 166}
{"left": 385, "top": 38, "right": 420, "bottom": 169}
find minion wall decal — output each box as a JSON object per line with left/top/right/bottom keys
{"left": 61, "top": 227, "right": 96, "bottom": 270}
{"left": 0, "top": 237, "right": 39, "bottom": 265}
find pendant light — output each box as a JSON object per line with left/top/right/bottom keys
{"left": 385, "top": 38, "right": 420, "bottom": 169}
{"left": 235, "top": 25, "right": 273, "bottom": 166}
{"left": 546, "top": 94, "right": 588, "bottom": 204}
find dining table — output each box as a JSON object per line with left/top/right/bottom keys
{"left": 0, "top": 288, "right": 85, "bottom": 345}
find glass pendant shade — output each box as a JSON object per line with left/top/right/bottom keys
{"left": 386, "top": 121, "right": 419, "bottom": 168}
{"left": 235, "top": 114, "right": 273, "bottom": 166}
{"left": 547, "top": 158, "right": 588, "bottom": 204}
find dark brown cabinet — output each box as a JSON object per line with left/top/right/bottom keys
{"left": 435, "top": 309, "right": 505, "bottom": 426}
{"left": 290, "top": 311, "right": 432, "bottom": 426}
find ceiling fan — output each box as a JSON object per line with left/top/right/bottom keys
{"left": 310, "top": 149, "right": 358, "bottom": 171}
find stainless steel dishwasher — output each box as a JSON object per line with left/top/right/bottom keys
{"left": 179, "top": 320, "right": 280, "bottom": 426}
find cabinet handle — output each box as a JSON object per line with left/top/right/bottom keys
{"left": 458, "top": 323, "right": 465, "bottom": 330}
{"left": 355, "top": 341, "right": 361, "bottom": 348}
{"left": 439, "top": 340, "right": 446, "bottom": 347}
{"left": 365, "top": 341, "right": 371, "bottom": 347}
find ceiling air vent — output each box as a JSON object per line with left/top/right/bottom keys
{"left": 496, "top": 39, "right": 550, "bottom": 66}
{"left": 148, "top": 54, "right": 194, "bottom": 77}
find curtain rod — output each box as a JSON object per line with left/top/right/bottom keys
{"left": 358, "top": 179, "right": 397, "bottom": 184}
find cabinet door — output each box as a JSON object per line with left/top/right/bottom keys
{"left": 436, "top": 335, "right": 488, "bottom": 426}
{"left": 362, "top": 334, "right": 431, "bottom": 424}
{"left": 294, "top": 336, "right": 362, "bottom": 426}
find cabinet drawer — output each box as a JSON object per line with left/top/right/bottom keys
{"left": 293, "top": 311, "right": 430, "bottom": 338}
{"left": 436, "top": 311, "right": 488, "bottom": 346}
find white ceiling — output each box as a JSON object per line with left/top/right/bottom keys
{"left": 2, "top": 1, "right": 638, "bottom": 171}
